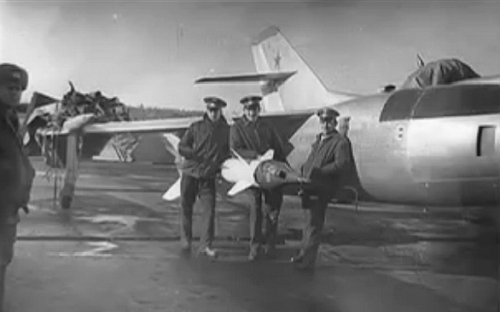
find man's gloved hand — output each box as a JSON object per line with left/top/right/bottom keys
{"left": 180, "top": 149, "right": 195, "bottom": 159}
{"left": 17, "top": 184, "right": 32, "bottom": 213}
{"left": 178, "top": 146, "right": 200, "bottom": 161}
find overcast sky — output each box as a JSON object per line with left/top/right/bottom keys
{"left": 1, "top": 0, "right": 499, "bottom": 114}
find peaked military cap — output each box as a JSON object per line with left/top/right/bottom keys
{"left": 0, "top": 63, "right": 28, "bottom": 90}
{"left": 203, "top": 96, "right": 227, "bottom": 109}
{"left": 240, "top": 95, "right": 262, "bottom": 107}
{"left": 316, "top": 107, "right": 340, "bottom": 119}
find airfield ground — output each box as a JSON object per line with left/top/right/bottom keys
{"left": 4, "top": 157, "right": 498, "bottom": 312}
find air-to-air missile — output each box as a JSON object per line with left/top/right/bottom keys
{"left": 162, "top": 146, "right": 304, "bottom": 201}
{"left": 221, "top": 149, "right": 304, "bottom": 196}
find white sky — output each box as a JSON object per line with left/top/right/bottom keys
{"left": 1, "top": 0, "right": 499, "bottom": 114}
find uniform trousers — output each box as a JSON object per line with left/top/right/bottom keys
{"left": 248, "top": 187, "right": 283, "bottom": 249}
{"left": 0, "top": 209, "right": 18, "bottom": 267}
{"left": 179, "top": 174, "right": 216, "bottom": 248}
{"left": 298, "top": 194, "right": 330, "bottom": 267}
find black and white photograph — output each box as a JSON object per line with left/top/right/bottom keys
{"left": 0, "top": 0, "right": 498, "bottom": 311}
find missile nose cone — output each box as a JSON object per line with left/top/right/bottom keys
{"left": 279, "top": 167, "right": 302, "bottom": 183}
{"left": 254, "top": 160, "right": 303, "bottom": 189}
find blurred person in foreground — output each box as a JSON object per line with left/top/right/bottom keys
{"left": 0, "top": 63, "right": 35, "bottom": 311}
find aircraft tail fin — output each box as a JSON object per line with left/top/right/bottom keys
{"left": 195, "top": 26, "right": 358, "bottom": 112}
{"left": 251, "top": 26, "right": 357, "bottom": 112}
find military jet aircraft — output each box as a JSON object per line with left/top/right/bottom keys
{"left": 29, "top": 26, "right": 500, "bottom": 214}
{"left": 192, "top": 26, "right": 500, "bottom": 209}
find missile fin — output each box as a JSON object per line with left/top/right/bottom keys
{"left": 259, "top": 149, "right": 274, "bottom": 161}
{"left": 227, "top": 180, "right": 254, "bottom": 197}
{"left": 163, "top": 177, "right": 181, "bottom": 201}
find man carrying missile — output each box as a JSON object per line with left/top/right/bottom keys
{"left": 230, "top": 95, "right": 287, "bottom": 261}
{"left": 292, "top": 107, "right": 354, "bottom": 270}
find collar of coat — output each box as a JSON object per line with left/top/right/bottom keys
{"left": 315, "top": 130, "right": 339, "bottom": 143}
{"left": 242, "top": 115, "right": 260, "bottom": 126}
{"left": 0, "top": 103, "right": 17, "bottom": 124}
{"left": 0, "top": 102, "right": 12, "bottom": 115}
{"left": 202, "top": 113, "right": 228, "bottom": 126}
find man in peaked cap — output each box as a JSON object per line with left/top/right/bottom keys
{"left": 316, "top": 107, "right": 339, "bottom": 118}
{"left": 292, "top": 106, "right": 353, "bottom": 270}
{"left": 177, "top": 96, "right": 230, "bottom": 259}
{"left": 230, "top": 95, "right": 287, "bottom": 261}
{"left": 0, "top": 63, "right": 35, "bottom": 310}
{"left": 239, "top": 95, "right": 261, "bottom": 109}
{"left": 204, "top": 96, "right": 227, "bottom": 110}
{"left": 0, "top": 63, "right": 28, "bottom": 105}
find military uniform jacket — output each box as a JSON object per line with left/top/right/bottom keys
{"left": 230, "top": 116, "right": 286, "bottom": 162}
{"left": 178, "top": 114, "right": 230, "bottom": 178}
{"left": 300, "top": 130, "right": 352, "bottom": 196}
{"left": 0, "top": 104, "right": 35, "bottom": 220}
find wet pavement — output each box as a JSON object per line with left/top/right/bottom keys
{"left": 5, "top": 157, "right": 499, "bottom": 312}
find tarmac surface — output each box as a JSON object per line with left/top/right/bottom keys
{"left": 5, "top": 157, "right": 499, "bottom": 312}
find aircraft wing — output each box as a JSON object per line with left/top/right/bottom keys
{"left": 195, "top": 71, "right": 296, "bottom": 84}
{"left": 36, "top": 116, "right": 201, "bottom": 136}
{"left": 36, "top": 107, "right": 316, "bottom": 137}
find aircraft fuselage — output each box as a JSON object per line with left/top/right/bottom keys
{"left": 37, "top": 83, "right": 499, "bottom": 209}
{"left": 283, "top": 83, "right": 500, "bottom": 207}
